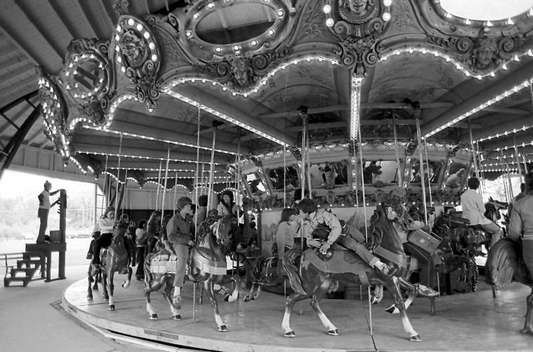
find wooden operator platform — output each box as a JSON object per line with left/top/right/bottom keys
{"left": 25, "top": 242, "right": 66, "bottom": 282}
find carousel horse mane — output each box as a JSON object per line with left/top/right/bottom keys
{"left": 486, "top": 238, "right": 531, "bottom": 288}
{"left": 484, "top": 197, "right": 508, "bottom": 222}
{"left": 369, "top": 205, "right": 405, "bottom": 257}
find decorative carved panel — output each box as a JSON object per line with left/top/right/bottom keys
{"left": 111, "top": 15, "right": 162, "bottom": 108}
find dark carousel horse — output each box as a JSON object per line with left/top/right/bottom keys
{"left": 484, "top": 197, "right": 508, "bottom": 224}
{"left": 143, "top": 214, "right": 240, "bottom": 331}
{"left": 281, "top": 205, "right": 429, "bottom": 341}
{"left": 486, "top": 238, "right": 533, "bottom": 334}
{"left": 87, "top": 221, "right": 133, "bottom": 311}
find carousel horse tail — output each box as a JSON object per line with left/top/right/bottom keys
{"left": 486, "top": 238, "right": 519, "bottom": 290}
{"left": 281, "top": 248, "right": 306, "bottom": 296}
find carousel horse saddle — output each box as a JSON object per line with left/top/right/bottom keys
{"left": 100, "top": 248, "right": 129, "bottom": 274}
{"left": 149, "top": 252, "right": 178, "bottom": 274}
{"left": 191, "top": 247, "right": 227, "bottom": 275}
{"left": 302, "top": 246, "right": 370, "bottom": 283}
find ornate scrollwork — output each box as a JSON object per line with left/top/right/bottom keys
{"left": 328, "top": 0, "right": 390, "bottom": 75}
{"left": 202, "top": 47, "right": 290, "bottom": 89}
{"left": 38, "top": 70, "right": 70, "bottom": 159}
{"left": 59, "top": 38, "right": 115, "bottom": 128}
{"left": 428, "top": 29, "right": 523, "bottom": 73}
{"left": 112, "top": 15, "right": 161, "bottom": 108}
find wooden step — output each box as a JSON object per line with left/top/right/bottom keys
{"left": 17, "top": 259, "right": 42, "bottom": 269}
{"left": 10, "top": 267, "right": 36, "bottom": 278}
{"left": 4, "top": 277, "right": 31, "bottom": 287}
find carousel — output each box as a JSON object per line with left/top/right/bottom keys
{"left": 4, "top": 0, "right": 533, "bottom": 350}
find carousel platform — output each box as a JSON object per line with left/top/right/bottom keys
{"left": 62, "top": 279, "right": 532, "bottom": 352}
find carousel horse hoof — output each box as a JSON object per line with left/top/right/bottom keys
{"left": 149, "top": 314, "right": 158, "bottom": 320}
{"left": 108, "top": 304, "right": 115, "bottom": 311}
{"left": 172, "top": 314, "right": 181, "bottom": 321}
{"left": 520, "top": 327, "right": 533, "bottom": 335}
{"left": 283, "top": 331, "right": 296, "bottom": 338}
{"left": 385, "top": 305, "right": 399, "bottom": 314}
{"left": 409, "top": 334, "right": 423, "bottom": 342}
{"left": 217, "top": 325, "right": 228, "bottom": 332}
{"left": 370, "top": 296, "right": 379, "bottom": 305}
{"left": 327, "top": 329, "right": 339, "bottom": 336}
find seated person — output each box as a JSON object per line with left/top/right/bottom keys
{"left": 217, "top": 190, "right": 239, "bottom": 217}
{"left": 508, "top": 172, "right": 533, "bottom": 275}
{"left": 91, "top": 207, "right": 116, "bottom": 266}
{"left": 461, "top": 177, "right": 503, "bottom": 247}
{"left": 297, "top": 198, "right": 392, "bottom": 275}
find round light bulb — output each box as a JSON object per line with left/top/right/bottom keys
{"left": 325, "top": 18, "right": 335, "bottom": 27}
{"left": 383, "top": 0, "right": 392, "bottom": 6}
{"left": 382, "top": 12, "right": 391, "bottom": 21}
{"left": 322, "top": 4, "right": 331, "bottom": 14}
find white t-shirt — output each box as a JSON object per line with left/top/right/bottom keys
{"left": 460, "top": 189, "right": 491, "bottom": 225}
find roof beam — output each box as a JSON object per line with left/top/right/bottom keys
{"left": 95, "top": 159, "right": 226, "bottom": 172}
{"left": 484, "top": 107, "right": 529, "bottom": 116}
{"left": 479, "top": 133, "right": 533, "bottom": 152}
{"left": 168, "top": 86, "right": 296, "bottom": 147}
{"left": 470, "top": 117, "right": 533, "bottom": 143}
{"left": 0, "top": 1, "right": 62, "bottom": 72}
{"left": 421, "top": 61, "right": 533, "bottom": 138}
{"left": 74, "top": 142, "right": 232, "bottom": 165}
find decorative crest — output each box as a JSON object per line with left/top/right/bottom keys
{"left": 112, "top": 15, "right": 161, "bottom": 108}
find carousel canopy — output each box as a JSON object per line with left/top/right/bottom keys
{"left": 1, "top": 0, "right": 533, "bottom": 186}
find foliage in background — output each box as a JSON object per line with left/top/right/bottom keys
{"left": 0, "top": 170, "right": 95, "bottom": 240}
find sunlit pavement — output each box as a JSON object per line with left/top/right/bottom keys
{"left": 0, "top": 239, "right": 155, "bottom": 352}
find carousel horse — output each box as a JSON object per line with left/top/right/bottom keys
{"left": 484, "top": 197, "right": 508, "bottom": 224}
{"left": 486, "top": 238, "right": 533, "bottom": 334}
{"left": 87, "top": 221, "right": 133, "bottom": 311}
{"left": 143, "top": 214, "right": 240, "bottom": 331}
{"left": 281, "top": 205, "right": 429, "bottom": 341}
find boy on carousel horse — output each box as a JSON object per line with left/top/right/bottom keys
{"left": 296, "top": 198, "right": 393, "bottom": 276}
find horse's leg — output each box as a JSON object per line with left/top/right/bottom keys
{"left": 310, "top": 293, "right": 339, "bottom": 336}
{"left": 122, "top": 266, "right": 132, "bottom": 288}
{"left": 102, "top": 270, "right": 109, "bottom": 300}
{"left": 226, "top": 276, "right": 239, "bottom": 303}
{"left": 87, "top": 266, "right": 93, "bottom": 301}
{"left": 520, "top": 287, "right": 533, "bottom": 335}
{"left": 93, "top": 270, "right": 99, "bottom": 290}
{"left": 144, "top": 274, "right": 165, "bottom": 320}
{"left": 206, "top": 279, "right": 227, "bottom": 332}
{"left": 108, "top": 271, "right": 116, "bottom": 311}
{"left": 281, "top": 292, "right": 308, "bottom": 337}
{"left": 387, "top": 277, "right": 421, "bottom": 342}
{"left": 162, "top": 276, "right": 181, "bottom": 320}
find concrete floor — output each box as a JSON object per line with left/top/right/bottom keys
{"left": 0, "top": 264, "right": 156, "bottom": 352}
{"left": 62, "top": 274, "right": 533, "bottom": 352}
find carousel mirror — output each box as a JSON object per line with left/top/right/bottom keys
{"left": 443, "top": 161, "right": 468, "bottom": 193}
{"left": 308, "top": 161, "right": 348, "bottom": 188}
{"left": 245, "top": 171, "right": 269, "bottom": 197}
{"left": 195, "top": 3, "right": 276, "bottom": 44}
{"left": 408, "top": 160, "right": 445, "bottom": 184}
{"left": 267, "top": 165, "right": 299, "bottom": 190}
{"left": 363, "top": 160, "right": 399, "bottom": 185}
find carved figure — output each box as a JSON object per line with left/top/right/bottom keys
{"left": 119, "top": 29, "right": 147, "bottom": 68}
{"left": 229, "top": 56, "right": 252, "bottom": 86}
{"left": 472, "top": 35, "right": 498, "bottom": 70}
{"left": 342, "top": 0, "right": 370, "bottom": 16}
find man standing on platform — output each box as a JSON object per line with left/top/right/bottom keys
{"left": 36, "top": 180, "right": 60, "bottom": 244}
{"left": 166, "top": 197, "right": 195, "bottom": 306}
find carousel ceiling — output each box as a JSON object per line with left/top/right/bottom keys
{"left": 1, "top": 0, "right": 533, "bottom": 186}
